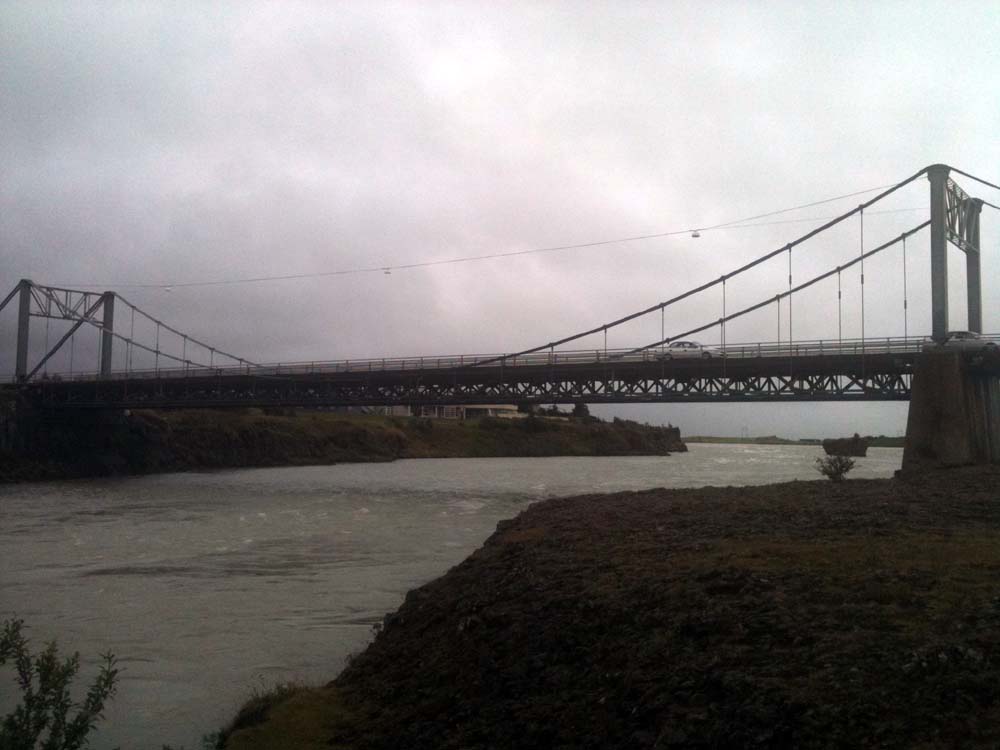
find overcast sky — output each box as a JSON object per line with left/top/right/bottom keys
{"left": 2, "top": 1, "right": 998, "bottom": 437}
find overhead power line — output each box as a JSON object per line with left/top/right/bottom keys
{"left": 692, "top": 185, "right": 897, "bottom": 231}
{"left": 62, "top": 182, "right": 905, "bottom": 290}
{"left": 719, "top": 206, "right": 923, "bottom": 230}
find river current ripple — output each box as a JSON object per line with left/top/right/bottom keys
{"left": 0, "top": 444, "right": 902, "bottom": 748}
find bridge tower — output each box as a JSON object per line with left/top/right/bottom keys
{"left": 927, "top": 164, "right": 984, "bottom": 340}
{"left": 904, "top": 167, "right": 996, "bottom": 470}
{"left": 14, "top": 279, "right": 31, "bottom": 381}
{"left": 2, "top": 279, "right": 118, "bottom": 381}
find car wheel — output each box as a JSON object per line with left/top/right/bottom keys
{"left": 702, "top": 351, "right": 711, "bottom": 358}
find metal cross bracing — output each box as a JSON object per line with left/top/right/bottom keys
{"left": 2, "top": 163, "right": 996, "bottom": 409}
{"left": 0, "top": 279, "right": 258, "bottom": 382}
{"left": 15, "top": 347, "right": 940, "bottom": 409}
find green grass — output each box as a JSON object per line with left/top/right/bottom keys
{"left": 222, "top": 685, "right": 357, "bottom": 750}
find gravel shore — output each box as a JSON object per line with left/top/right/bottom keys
{"left": 226, "top": 465, "right": 1000, "bottom": 749}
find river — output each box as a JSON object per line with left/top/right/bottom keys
{"left": 0, "top": 444, "right": 902, "bottom": 748}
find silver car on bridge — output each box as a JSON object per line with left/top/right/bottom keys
{"left": 656, "top": 340, "right": 719, "bottom": 359}
{"left": 922, "top": 331, "right": 999, "bottom": 355}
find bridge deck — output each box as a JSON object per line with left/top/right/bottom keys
{"left": 12, "top": 351, "right": 919, "bottom": 408}
{"left": 10, "top": 338, "right": 998, "bottom": 409}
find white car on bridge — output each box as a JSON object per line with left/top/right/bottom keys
{"left": 922, "top": 331, "right": 999, "bottom": 355}
{"left": 656, "top": 340, "right": 719, "bottom": 359}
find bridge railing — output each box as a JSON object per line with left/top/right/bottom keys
{"left": 15, "top": 334, "right": 998, "bottom": 384}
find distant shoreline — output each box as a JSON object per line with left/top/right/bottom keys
{"left": 1, "top": 410, "right": 687, "bottom": 483}
{"left": 686, "top": 434, "right": 905, "bottom": 447}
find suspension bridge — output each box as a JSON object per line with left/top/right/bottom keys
{"left": 1, "top": 164, "right": 997, "bottom": 426}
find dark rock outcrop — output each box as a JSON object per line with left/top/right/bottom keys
{"left": 822, "top": 433, "right": 870, "bottom": 457}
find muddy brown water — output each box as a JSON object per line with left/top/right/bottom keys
{"left": 0, "top": 444, "right": 902, "bottom": 749}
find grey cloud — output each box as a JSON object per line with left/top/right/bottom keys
{"left": 2, "top": 0, "right": 998, "bottom": 437}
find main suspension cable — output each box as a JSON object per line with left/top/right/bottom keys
{"left": 113, "top": 292, "right": 257, "bottom": 367}
{"left": 471, "top": 166, "right": 929, "bottom": 367}
{"left": 629, "top": 220, "right": 930, "bottom": 354}
{"left": 949, "top": 167, "right": 1000, "bottom": 192}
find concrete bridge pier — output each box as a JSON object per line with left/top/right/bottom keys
{"left": 902, "top": 351, "right": 1000, "bottom": 471}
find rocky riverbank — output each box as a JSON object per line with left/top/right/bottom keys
{"left": 0, "top": 409, "right": 685, "bottom": 481}
{"left": 223, "top": 465, "right": 1000, "bottom": 749}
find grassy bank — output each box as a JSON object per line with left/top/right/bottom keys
{"left": 223, "top": 465, "right": 1000, "bottom": 749}
{"left": 0, "top": 410, "right": 685, "bottom": 481}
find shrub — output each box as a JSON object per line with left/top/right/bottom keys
{"left": 411, "top": 417, "right": 434, "bottom": 435}
{"left": 210, "top": 681, "right": 304, "bottom": 748}
{"left": 478, "top": 417, "right": 510, "bottom": 431}
{"left": 521, "top": 415, "right": 553, "bottom": 434}
{"left": 0, "top": 617, "right": 118, "bottom": 750}
{"left": 815, "top": 455, "right": 856, "bottom": 482}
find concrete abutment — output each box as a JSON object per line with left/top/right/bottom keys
{"left": 902, "top": 351, "right": 1000, "bottom": 471}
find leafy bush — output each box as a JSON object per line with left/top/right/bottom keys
{"left": 521, "top": 415, "right": 552, "bottom": 434}
{"left": 477, "top": 417, "right": 511, "bottom": 431}
{"left": 815, "top": 455, "right": 856, "bottom": 482}
{"left": 0, "top": 618, "right": 118, "bottom": 750}
{"left": 411, "top": 417, "right": 434, "bottom": 435}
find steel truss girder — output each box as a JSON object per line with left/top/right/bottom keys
{"left": 19, "top": 362, "right": 916, "bottom": 410}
